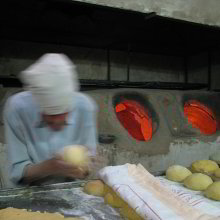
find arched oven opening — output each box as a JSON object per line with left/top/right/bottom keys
{"left": 183, "top": 95, "right": 219, "bottom": 136}
{"left": 113, "top": 92, "right": 158, "bottom": 141}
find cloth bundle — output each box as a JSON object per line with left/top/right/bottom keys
{"left": 99, "top": 164, "right": 220, "bottom": 220}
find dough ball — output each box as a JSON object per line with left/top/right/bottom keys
{"left": 210, "top": 152, "right": 220, "bottom": 164}
{"left": 119, "top": 205, "right": 143, "bottom": 220}
{"left": 83, "top": 180, "right": 105, "bottom": 197}
{"left": 104, "top": 192, "right": 126, "bottom": 208}
{"left": 166, "top": 165, "right": 192, "bottom": 182}
{"left": 184, "top": 173, "right": 213, "bottom": 191}
{"left": 104, "top": 193, "right": 115, "bottom": 206}
{"left": 103, "top": 184, "right": 112, "bottom": 196}
{"left": 191, "top": 160, "right": 219, "bottom": 175}
{"left": 204, "top": 182, "right": 220, "bottom": 201}
{"left": 214, "top": 168, "right": 220, "bottom": 178}
{"left": 63, "top": 145, "right": 89, "bottom": 166}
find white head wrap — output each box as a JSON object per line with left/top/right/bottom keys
{"left": 20, "top": 53, "right": 79, "bottom": 115}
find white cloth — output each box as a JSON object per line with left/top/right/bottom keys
{"left": 157, "top": 176, "right": 220, "bottom": 218}
{"left": 20, "top": 53, "right": 79, "bottom": 115}
{"left": 99, "top": 164, "right": 219, "bottom": 220}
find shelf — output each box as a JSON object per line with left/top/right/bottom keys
{"left": 0, "top": 76, "right": 208, "bottom": 90}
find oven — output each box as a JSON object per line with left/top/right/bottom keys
{"left": 87, "top": 89, "right": 220, "bottom": 174}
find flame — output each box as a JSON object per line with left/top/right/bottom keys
{"left": 115, "top": 100, "right": 153, "bottom": 141}
{"left": 184, "top": 100, "right": 217, "bottom": 135}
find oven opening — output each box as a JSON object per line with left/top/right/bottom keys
{"left": 184, "top": 100, "right": 217, "bottom": 135}
{"left": 114, "top": 93, "right": 158, "bottom": 141}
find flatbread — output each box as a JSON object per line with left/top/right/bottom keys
{"left": 0, "top": 208, "right": 82, "bottom": 220}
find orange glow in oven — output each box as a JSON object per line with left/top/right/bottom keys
{"left": 184, "top": 100, "right": 217, "bottom": 135}
{"left": 115, "top": 100, "right": 153, "bottom": 141}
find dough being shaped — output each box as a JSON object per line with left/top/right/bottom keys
{"left": 204, "top": 182, "right": 220, "bottom": 201}
{"left": 214, "top": 168, "right": 220, "bottom": 178}
{"left": 119, "top": 205, "right": 143, "bottom": 220}
{"left": 0, "top": 208, "right": 82, "bottom": 220}
{"left": 63, "top": 145, "right": 89, "bottom": 167}
{"left": 184, "top": 173, "right": 213, "bottom": 191}
{"left": 83, "top": 180, "right": 105, "bottom": 197}
{"left": 191, "top": 160, "right": 219, "bottom": 175}
{"left": 104, "top": 192, "right": 126, "bottom": 208}
{"left": 166, "top": 165, "right": 192, "bottom": 182}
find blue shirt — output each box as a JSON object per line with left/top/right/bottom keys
{"left": 3, "top": 91, "right": 98, "bottom": 185}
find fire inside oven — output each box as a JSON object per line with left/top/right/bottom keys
{"left": 115, "top": 99, "right": 154, "bottom": 141}
{"left": 184, "top": 100, "right": 217, "bottom": 135}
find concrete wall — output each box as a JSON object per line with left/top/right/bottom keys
{"left": 1, "top": 88, "right": 220, "bottom": 188}
{"left": 188, "top": 53, "right": 208, "bottom": 84}
{"left": 211, "top": 50, "right": 220, "bottom": 90}
{"left": 130, "top": 53, "right": 184, "bottom": 82}
{"left": 0, "top": 40, "right": 108, "bottom": 80}
{"left": 0, "top": 39, "right": 185, "bottom": 82}
{"left": 0, "top": 39, "right": 186, "bottom": 188}
{"left": 186, "top": 50, "right": 220, "bottom": 89}
{"left": 73, "top": 0, "right": 220, "bottom": 27}
{"left": 2, "top": 39, "right": 219, "bottom": 86}
{"left": 1, "top": 39, "right": 220, "bottom": 188}
{"left": 1, "top": 39, "right": 216, "bottom": 87}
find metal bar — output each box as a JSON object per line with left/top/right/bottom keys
{"left": 127, "top": 43, "right": 130, "bottom": 82}
{"left": 0, "top": 76, "right": 209, "bottom": 90}
{"left": 107, "top": 49, "right": 111, "bottom": 81}
{"left": 208, "top": 50, "right": 212, "bottom": 91}
{"left": 184, "top": 56, "right": 188, "bottom": 83}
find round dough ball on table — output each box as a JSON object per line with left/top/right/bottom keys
{"left": 104, "top": 193, "right": 116, "bottom": 207}
{"left": 214, "top": 168, "right": 220, "bottom": 178}
{"left": 204, "top": 182, "right": 220, "bottom": 201}
{"left": 104, "top": 192, "right": 126, "bottom": 208}
{"left": 184, "top": 173, "right": 213, "bottom": 191}
{"left": 119, "top": 205, "right": 143, "bottom": 220}
{"left": 166, "top": 165, "right": 192, "bottom": 182}
{"left": 83, "top": 180, "right": 105, "bottom": 197}
{"left": 191, "top": 160, "right": 219, "bottom": 175}
{"left": 62, "top": 145, "right": 90, "bottom": 167}
{"left": 103, "top": 184, "right": 115, "bottom": 196}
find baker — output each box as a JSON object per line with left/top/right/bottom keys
{"left": 3, "top": 53, "right": 98, "bottom": 187}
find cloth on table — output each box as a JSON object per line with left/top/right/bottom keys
{"left": 99, "top": 163, "right": 220, "bottom": 220}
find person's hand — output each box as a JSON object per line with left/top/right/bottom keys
{"left": 23, "top": 155, "right": 89, "bottom": 184}
{"left": 45, "top": 155, "right": 89, "bottom": 179}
